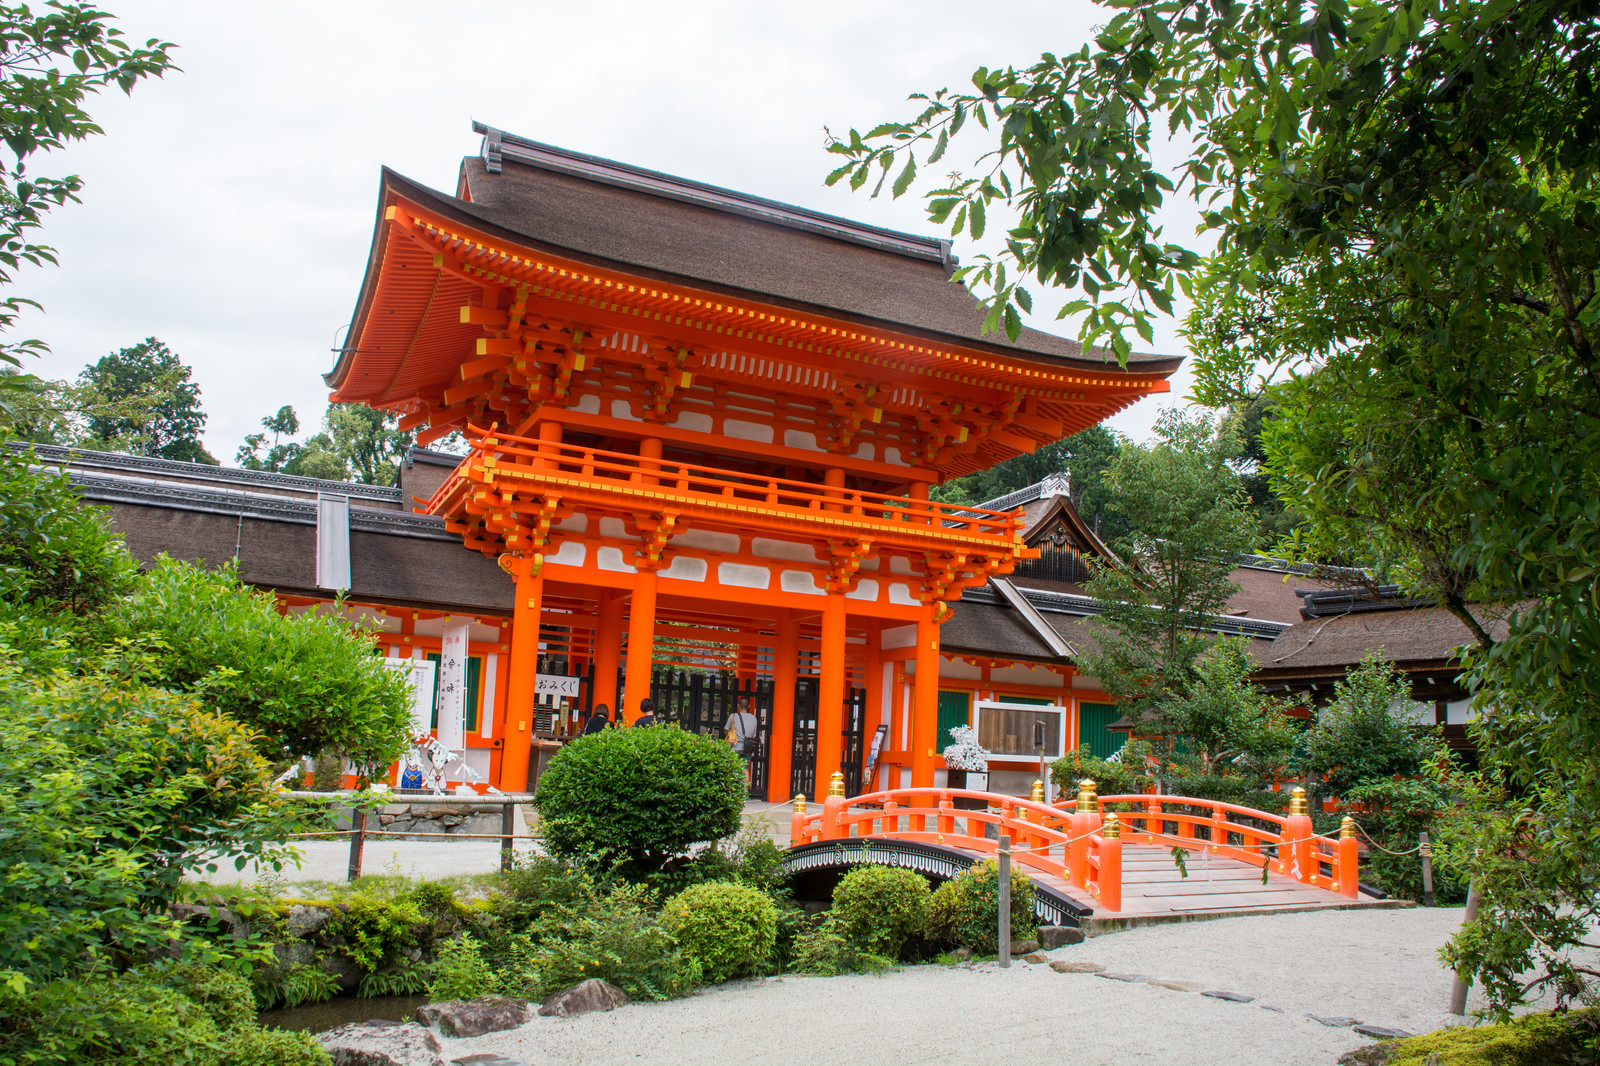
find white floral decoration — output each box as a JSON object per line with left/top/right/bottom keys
{"left": 942, "top": 724, "right": 991, "bottom": 771}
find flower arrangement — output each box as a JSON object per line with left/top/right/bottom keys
{"left": 942, "top": 725, "right": 991, "bottom": 771}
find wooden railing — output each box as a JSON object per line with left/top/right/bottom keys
{"left": 789, "top": 785, "right": 1126, "bottom": 912}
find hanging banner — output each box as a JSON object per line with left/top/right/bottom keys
{"left": 382, "top": 656, "right": 435, "bottom": 737}
{"left": 437, "top": 620, "right": 470, "bottom": 751}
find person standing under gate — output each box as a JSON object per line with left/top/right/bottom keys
{"left": 632, "top": 698, "right": 658, "bottom": 727}
{"left": 724, "top": 698, "right": 760, "bottom": 786}
{"left": 581, "top": 703, "right": 613, "bottom": 736}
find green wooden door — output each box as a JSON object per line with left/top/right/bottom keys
{"left": 1079, "top": 701, "right": 1126, "bottom": 760}
{"left": 935, "top": 690, "right": 970, "bottom": 749}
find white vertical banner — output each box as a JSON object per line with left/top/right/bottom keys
{"left": 437, "top": 620, "right": 470, "bottom": 751}
{"left": 480, "top": 654, "right": 498, "bottom": 739}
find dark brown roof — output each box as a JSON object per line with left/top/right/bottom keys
{"left": 1252, "top": 604, "right": 1510, "bottom": 675}
{"left": 329, "top": 131, "right": 1179, "bottom": 387}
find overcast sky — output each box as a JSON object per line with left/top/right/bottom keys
{"left": 18, "top": 0, "right": 1199, "bottom": 461}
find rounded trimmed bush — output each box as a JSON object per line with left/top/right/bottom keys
{"left": 535, "top": 725, "right": 745, "bottom": 870}
{"left": 659, "top": 880, "right": 778, "bottom": 983}
{"left": 831, "top": 865, "right": 932, "bottom": 959}
{"left": 927, "top": 859, "right": 1036, "bottom": 954}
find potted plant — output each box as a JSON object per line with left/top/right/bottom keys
{"left": 943, "top": 725, "right": 990, "bottom": 807}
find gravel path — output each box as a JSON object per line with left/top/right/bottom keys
{"left": 446, "top": 907, "right": 1513, "bottom": 1066}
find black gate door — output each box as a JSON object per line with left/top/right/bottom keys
{"left": 649, "top": 668, "right": 772, "bottom": 798}
{"left": 789, "top": 679, "right": 867, "bottom": 798}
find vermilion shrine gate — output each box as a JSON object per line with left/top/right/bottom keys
{"left": 327, "top": 125, "right": 1178, "bottom": 800}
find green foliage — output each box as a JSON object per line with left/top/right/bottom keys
{"left": 158, "top": 963, "right": 257, "bottom": 1033}
{"left": 0, "top": 2, "right": 174, "bottom": 409}
{"left": 493, "top": 855, "right": 610, "bottom": 929}
{"left": 535, "top": 725, "right": 745, "bottom": 872}
{"left": 1162, "top": 639, "right": 1298, "bottom": 781}
{"left": 218, "top": 1027, "right": 330, "bottom": 1066}
{"left": 927, "top": 860, "right": 1035, "bottom": 955}
{"left": 790, "top": 917, "right": 894, "bottom": 976}
{"left": 75, "top": 338, "right": 215, "bottom": 463}
{"left": 930, "top": 425, "right": 1128, "bottom": 541}
{"left": 658, "top": 881, "right": 778, "bottom": 984}
{"left": 237, "top": 402, "right": 419, "bottom": 485}
{"left": 1076, "top": 411, "right": 1261, "bottom": 749}
{"left": 829, "top": 866, "right": 932, "bottom": 961}
{"left": 1377, "top": 1006, "right": 1600, "bottom": 1065}
{"left": 0, "top": 447, "right": 135, "bottom": 614}
{"left": 428, "top": 935, "right": 499, "bottom": 1001}
{"left": 112, "top": 557, "right": 412, "bottom": 769}
{"left": 252, "top": 963, "right": 341, "bottom": 1012}
{"left": 327, "top": 893, "right": 423, "bottom": 975}
{"left": 1339, "top": 779, "right": 1465, "bottom": 905}
{"left": 1300, "top": 655, "right": 1446, "bottom": 795}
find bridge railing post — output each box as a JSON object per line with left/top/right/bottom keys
{"left": 821, "top": 772, "right": 847, "bottom": 841}
{"left": 1069, "top": 778, "right": 1099, "bottom": 890}
{"left": 1285, "top": 786, "right": 1315, "bottom": 884}
{"left": 1097, "top": 813, "right": 1122, "bottom": 912}
{"left": 937, "top": 795, "right": 955, "bottom": 837}
{"left": 1337, "top": 815, "right": 1360, "bottom": 898}
{"left": 791, "top": 793, "right": 808, "bottom": 846}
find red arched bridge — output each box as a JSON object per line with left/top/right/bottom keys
{"left": 781, "top": 777, "right": 1388, "bottom": 929}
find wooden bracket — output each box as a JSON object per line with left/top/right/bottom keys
{"left": 628, "top": 512, "right": 678, "bottom": 570}
{"left": 827, "top": 379, "right": 882, "bottom": 453}
{"left": 824, "top": 537, "right": 874, "bottom": 593}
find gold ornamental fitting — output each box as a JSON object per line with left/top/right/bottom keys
{"left": 1289, "top": 786, "right": 1309, "bottom": 817}
{"left": 1102, "top": 812, "right": 1121, "bottom": 840}
{"left": 1340, "top": 815, "right": 1356, "bottom": 841}
{"left": 1031, "top": 780, "right": 1045, "bottom": 803}
{"left": 828, "top": 771, "right": 846, "bottom": 798}
{"left": 1076, "top": 778, "right": 1098, "bottom": 814}
{"left": 793, "top": 793, "right": 807, "bottom": 814}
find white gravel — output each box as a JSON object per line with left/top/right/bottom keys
{"left": 446, "top": 907, "right": 1524, "bottom": 1066}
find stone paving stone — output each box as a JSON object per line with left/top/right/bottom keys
{"left": 453, "top": 1056, "right": 526, "bottom": 1066}
{"left": 1096, "top": 973, "right": 1151, "bottom": 983}
{"left": 1022, "top": 953, "right": 1051, "bottom": 964}
{"left": 1258, "top": 1005, "right": 1285, "bottom": 1013}
{"left": 1146, "top": 979, "right": 1204, "bottom": 992}
{"left": 1200, "top": 990, "right": 1256, "bottom": 1003}
{"left": 1353, "top": 1024, "right": 1415, "bottom": 1040}
{"left": 1050, "top": 960, "right": 1105, "bottom": 974}
{"left": 1307, "top": 1015, "right": 1363, "bottom": 1028}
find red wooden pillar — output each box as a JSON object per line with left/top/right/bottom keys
{"left": 766, "top": 611, "right": 798, "bottom": 802}
{"left": 911, "top": 602, "right": 941, "bottom": 788}
{"left": 499, "top": 555, "right": 545, "bottom": 792}
{"left": 592, "top": 591, "right": 624, "bottom": 715}
{"left": 814, "top": 592, "right": 847, "bottom": 802}
{"left": 621, "top": 567, "right": 658, "bottom": 724}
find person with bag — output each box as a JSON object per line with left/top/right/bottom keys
{"left": 723, "top": 698, "right": 760, "bottom": 786}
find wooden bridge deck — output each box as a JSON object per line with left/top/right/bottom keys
{"left": 1012, "top": 843, "right": 1404, "bottom": 933}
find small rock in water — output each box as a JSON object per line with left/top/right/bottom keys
{"left": 537, "top": 978, "right": 630, "bottom": 1019}
{"left": 416, "top": 996, "right": 530, "bottom": 1038}
{"left": 1353, "top": 1024, "right": 1415, "bottom": 1040}
{"left": 319, "top": 1020, "right": 444, "bottom": 1066}
{"left": 1050, "top": 960, "right": 1105, "bottom": 974}
{"left": 1096, "top": 972, "right": 1150, "bottom": 983}
{"left": 1307, "top": 1014, "right": 1362, "bottom": 1028}
{"left": 1200, "top": 990, "right": 1255, "bottom": 1003}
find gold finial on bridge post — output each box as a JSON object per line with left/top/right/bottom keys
{"left": 1102, "top": 812, "right": 1121, "bottom": 839}
{"left": 1340, "top": 815, "right": 1356, "bottom": 840}
{"left": 828, "top": 771, "right": 846, "bottom": 799}
{"left": 1289, "top": 786, "right": 1309, "bottom": 817}
{"left": 1076, "top": 778, "right": 1098, "bottom": 814}
{"left": 793, "top": 793, "right": 807, "bottom": 814}
{"left": 1031, "top": 780, "right": 1045, "bottom": 803}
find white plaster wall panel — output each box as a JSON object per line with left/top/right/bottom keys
{"left": 1072, "top": 675, "right": 1106, "bottom": 691}
{"left": 881, "top": 623, "right": 916, "bottom": 649}
{"left": 753, "top": 538, "right": 820, "bottom": 564}
{"left": 462, "top": 747, "right": 492, "bottom": 781}
{"left": 1397, "top": 697, "right": 1434, "bottom": 725}
{"left": 554, "top": 514, "right": 588, "bottom": 533}
{"left": 784, "top": 429, "right": 820, "bottom": 451}
{"left": 609, "top": 399, "right": 641, "bottom": 421}
{"left": 670, "top": 411, "right": 714, "bottom": 433}
{"left": 599, "top": 517, "right": 633, "bottom": 540}
{"left": 780, "top": 570, "right": 824, "bottom": 595}
{"left": 725, "top": 419, "right": 774, "bottom": 443}
{"left": 574, "top": 393, "right": 601, "bottom": 414}
{"left": 885, "top": 448, "right": 902, "bottom": 465}
{"left": 846, "top": 579, "right": 879, "bottom": 601}
{"left": 888, "top": 583, "right": 919, "bottom": 606}
{"left": 854, "top": 442, "right": 874, "bottom": 460}
{"left": 661, "top": 556, "right": 709, "bottom": 582}
{"left": 468, "top": 621, "right": 502, "bottom": 644}
{"left": 1446, "top": 698, "right": 1477, "bottom": 724}
{"left": 858, "top": 557, "right": 880, "bottom": 571}
{"left": 898, "top": 766, "right": 912, "bottom": 788}
{"left": 718, "top": 561, "right": 771, "bottom": 589}
{"left": 991, "top": 663, "right": 1056, "bottom": 686}
{"left": 890, "top": 556, "right": 916, "bottom": 575}
{"left": 480, "top": 654, "right": 498, "bottom": 738}
{"left": 940, "top": 658, "right": 983, "bottom": 681}
{"left": 547, "top": 541, "right": 588, "bottom": 567}
{"left": 597, "top": 547, "right": 637, "bottom": 573}
{"left": 676, "top": 529, "right": 741, "bottom": 554}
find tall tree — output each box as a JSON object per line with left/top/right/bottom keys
{"left": 236, "top": 401, "right": 415, "bottom": 484}
{"left": 77, "top": 337, "right": 216, "bottom": 463}
{"left": 1076, "top": 410, "right": 1259, "bottom": 746}
{"left": 0, "top": 5, "right": 174, "bottom": 413}
{"left": 932, "top": 424, "right": 1127, "bottom": 538}
{"left": 830, "top": 0, "right": 1600, "bottom": 1013}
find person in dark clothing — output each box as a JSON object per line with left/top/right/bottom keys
{"left": 581, "top": 703, "right": 612, "bottom": 736}
{"left": 632, "top": 697, "right": 658, "bottom": 727}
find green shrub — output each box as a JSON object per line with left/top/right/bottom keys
{"left": 659, "top": 881, "right": 778, "bottom": 984}
{"left": 491, "top": 856, "right": 608, "bottom": 931}
{"left": 535, "top": 725, "right": 745, "bottom": 872}
{"left": 928, "top": 860, "right": 1036, "bottom": 954}
{"left": 2, "top": 972, "right": 224, "bottom": 1065}
{"left": 831, "top": 866, "right": 931, "bottom": 960}
{"left": 253, "top": 962, "right": 342, "bottom": 1011}
{"left": 790, "top": 916, "right": 894, "bottom": 976}
{"left": 328, "top": 892, "right": 423, "bottom": 974}
{"left": 429, "top": 935, "right": 499, "bottom": 1001}
{"left": 1050, "top": 742, "right": 1150, "bottom": 800}
{"left": 1299, "top": 653, "right": 1447, "bottom": 794}
{"left": 219, "top": 1027, "right": 331, "bottom": 1066}
{"left": 160, "top": 963, "right": 257, "bottom": 1032}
